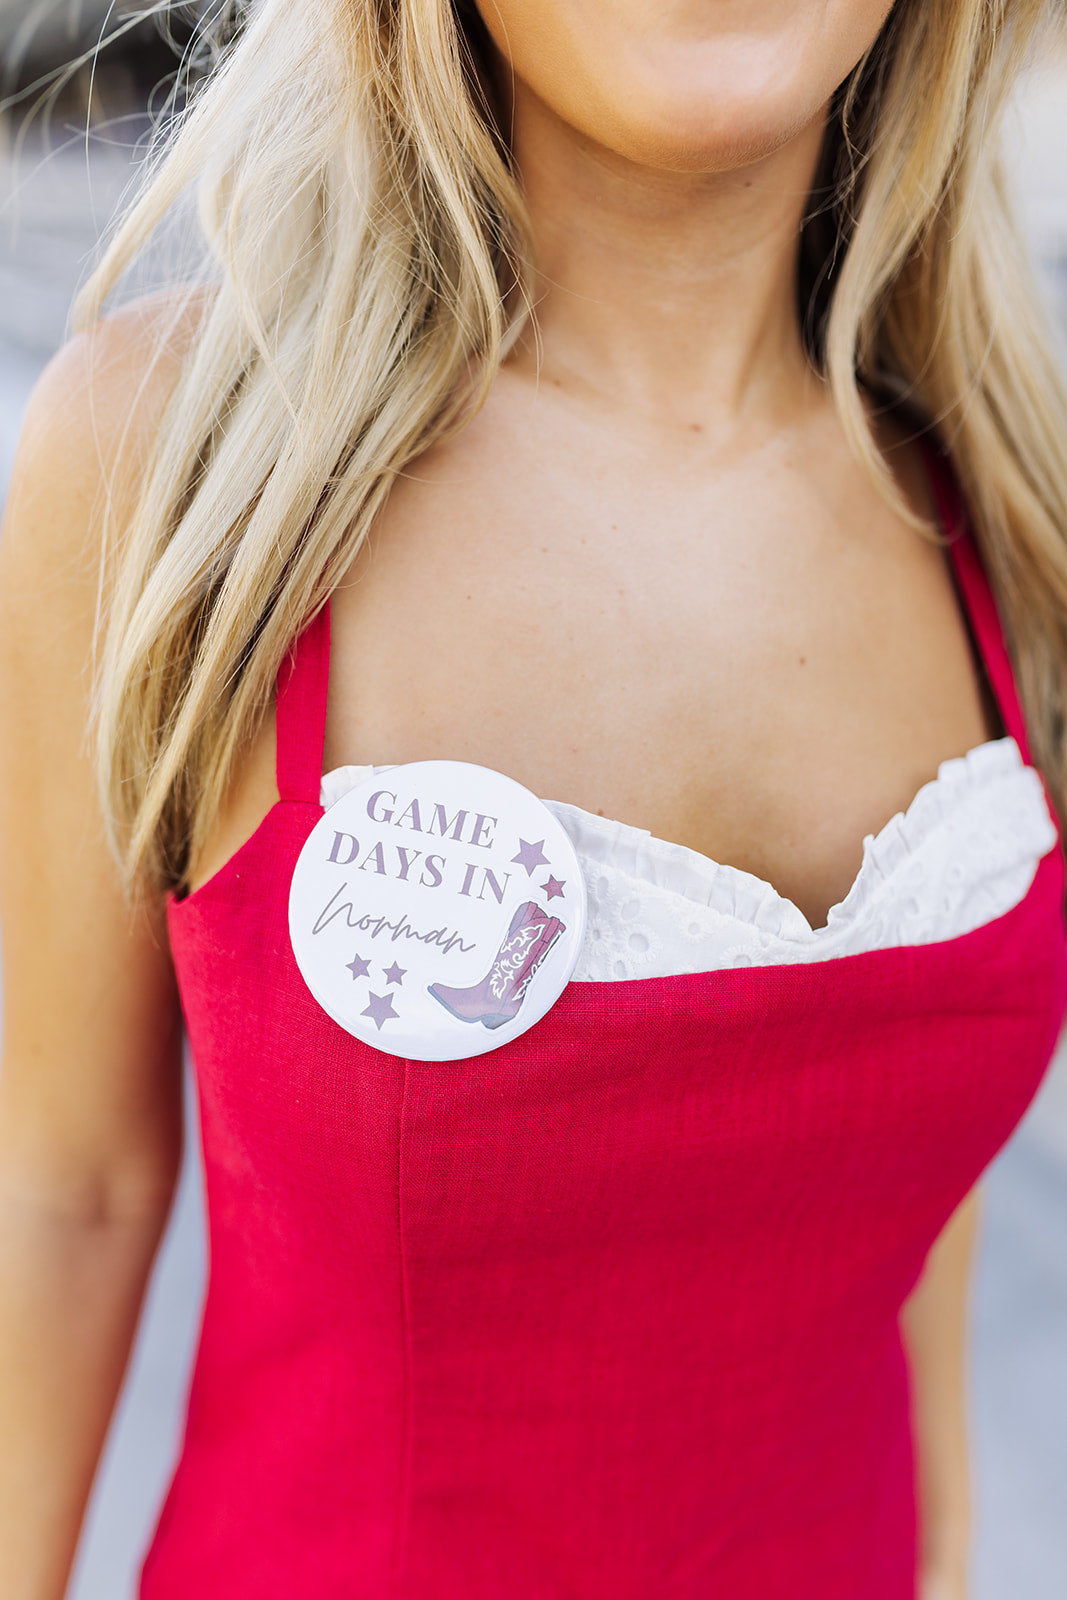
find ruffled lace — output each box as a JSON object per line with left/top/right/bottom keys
{"left": 319, "top": 737, "right": 1057, "bottom": 981}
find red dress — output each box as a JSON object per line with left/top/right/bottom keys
{"left": 147, "top": 461, "right": 1066, "bottom": 1598}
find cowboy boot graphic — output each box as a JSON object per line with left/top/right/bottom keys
{"left": 429, "top": 901, "right": 566, "bottom": 1029}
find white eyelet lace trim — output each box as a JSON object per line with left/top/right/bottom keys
{"left": 319, "top": 737, "right": 1056, "bottom": 981}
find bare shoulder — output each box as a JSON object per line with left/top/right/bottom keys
{"left": 0, "top": 294, "right": 208, "bottom": 1187}
{"left": 29, "top": 283, "right": 209, "bottom": 423}
{"left": 1, "top": 289, "right": 213, "bottom": 771}
{"left": 0, "top": 287, "right": 212, "bottom": 903}
{"left": 6, "top": 286, "right": 212, "bottom": 557}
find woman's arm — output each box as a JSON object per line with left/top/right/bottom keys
{"left": 900, "top": 1187, "right": 982, "bottom": 1600}
{"left": 0, "top": 319, "right": 188, "bottom": 1599}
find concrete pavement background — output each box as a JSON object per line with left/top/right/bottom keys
{"left": 1, "top": 38, "right": 1067, "bottom": 1600}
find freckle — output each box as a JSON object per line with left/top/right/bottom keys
{"left": 597, "top": 809, "right": 605, "bottom": 817}
{"left": 689, "top": 422, "right": 702, "bottom": 433}
{"left": 798, "top": 656, "right": 806, "bottom": 665}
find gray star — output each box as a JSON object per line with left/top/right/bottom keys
{"left": 346, "top": 952, "right": 371, "bottom": 980}
{"left": 511, "top": 838, "right": 550, "bottom": 876}
{"left": 383, "top": 962, "right": 406, "bottom": 986}
{"left": 361, "top": 990, "right": 398, "bottom": 1031}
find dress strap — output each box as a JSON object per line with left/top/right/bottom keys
{"left": 275, "top": 600, "right": 332, "bottom": 805}
{"left": 921, "top": 442, "right": 1033, "bottom": 764}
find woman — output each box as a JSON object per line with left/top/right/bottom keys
{"left": 2, "top": 0, "right": 1066, "bottom": 1595}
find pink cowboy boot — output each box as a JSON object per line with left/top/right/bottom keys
{"left": 429, "top": 901, "right": 566, "bottom": 1029}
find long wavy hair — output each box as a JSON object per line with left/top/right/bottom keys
{"left": 76, "top": 0, "right": 1067, "bottom": 894}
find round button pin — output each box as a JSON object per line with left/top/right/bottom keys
{"left": 288, "top": 760, "right": 587, "bottom": 1061}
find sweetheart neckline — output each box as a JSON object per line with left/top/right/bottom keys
{"left": 317, "top": 734, "right": 1048, "bottom": 940}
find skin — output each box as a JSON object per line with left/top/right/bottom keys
{"left": 0, "top": 1, "right": 991, "bottom": 1593}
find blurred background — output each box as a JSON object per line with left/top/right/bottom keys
{"left": 1, "top": 4, "right": 1066, "bottom": 1598}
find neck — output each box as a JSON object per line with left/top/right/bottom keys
{"left": 507, "top": 85, "right": 827, "bottom": 429}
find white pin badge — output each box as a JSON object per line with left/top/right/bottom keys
{"left": 288, "top": 760, "right": 587, "bottom": 1061}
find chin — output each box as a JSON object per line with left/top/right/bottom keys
{"left": 585, "top": 78, "right": 824, "bottom": 176}
{"left": 614, "top": 36, "right": 835, "bottom": 169}
{"left": 476, "top": 0, "right": 895, "bottom": 174}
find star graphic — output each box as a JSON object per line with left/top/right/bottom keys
{"left": 361, "top": 991, "right": 398, "bottom": 1031}
{"left": 511, "top": 838, "right": 550, "bottom": 876}
{"left": 541, "top": 875, "right": 565, "bottom": 901}
{"left": 346, "top": 952, "right": 371, "bottom": 980}
{"left": 383, "top": 961, "right": 406, "bottom": 986}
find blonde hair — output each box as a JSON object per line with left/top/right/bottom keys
{"left": 77, "top": 0, "right": 1067, "bottom": 893}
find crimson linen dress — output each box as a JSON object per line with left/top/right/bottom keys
{"left": 147, "top": 462, "right": 1067, "bottom": 1599}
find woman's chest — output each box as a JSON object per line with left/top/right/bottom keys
{"left": 325, "top": 448, "right": 995, "bottom": 928}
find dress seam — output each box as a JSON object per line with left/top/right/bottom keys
{"left": 388, "top": 1058, "right": 414, "bottom": 1600}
